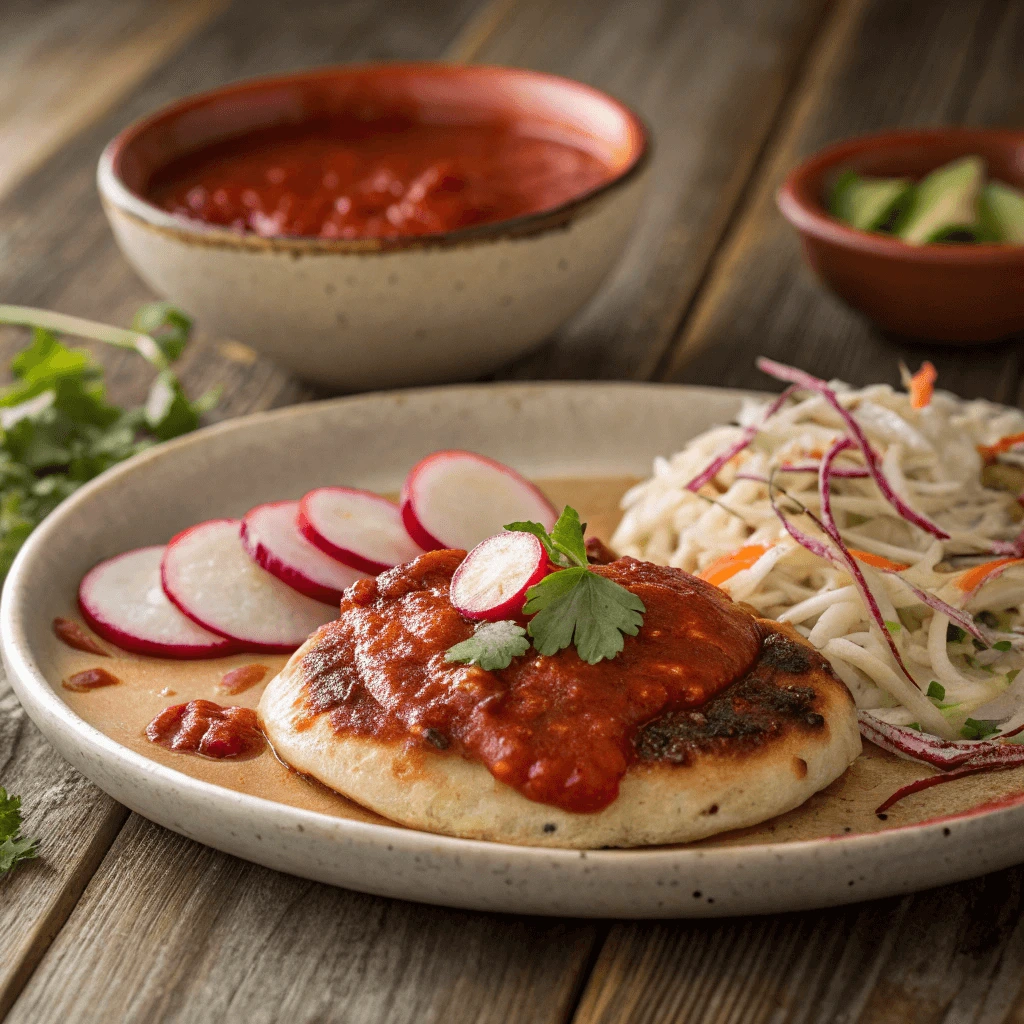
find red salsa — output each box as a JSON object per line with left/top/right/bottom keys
{"left": 146, "top": 699, "right": 265, "bottom": 760}
{"left": 146, "top": 120, "right": 613, "bottom": 240}
{"left": 301, "top": 551, "right": 761, "bottom": 813}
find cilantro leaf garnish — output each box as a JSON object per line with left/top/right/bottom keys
{"left": 524, "top": 567, "right": 645, "bottom": 664}
{"left": 927, "top": 680, "right": 945, "bottom": 701}
{"left": 0, "top": 788, "right": 37, "bottom": 878}
{"left": 445, "top": 620, "right": 530, "bottom": 670}
{"left": 0, "top": 303, "right": 216, "bottom": 582}
{"left": 506, "top": 505, "right": 646, "bottom": 665}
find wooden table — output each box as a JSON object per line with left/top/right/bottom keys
{"left": 2, "top": 0, "right": 1023, "bottom": 1019}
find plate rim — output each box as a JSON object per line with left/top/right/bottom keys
{"left": 6, "top": 379, "right": 1024, "bottom": 913}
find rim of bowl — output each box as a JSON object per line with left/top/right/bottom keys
{"left": 777, "top": 127, "right": 1024, "bottom": 265}
{"left": 97, "top": 61, "right": 651, "bottom": 254}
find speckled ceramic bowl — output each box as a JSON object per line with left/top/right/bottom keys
{"left": 97, "top": 63, "right": 649, "bottom": 390}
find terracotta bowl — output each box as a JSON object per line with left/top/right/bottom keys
{"left": 98, "top": 63, "right": 649, "bottom": 389}
{"left": 777, "top": 128, "right": 1024, "bottom": 343}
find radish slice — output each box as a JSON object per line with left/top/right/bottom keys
{"left": 241, "top": 500, "right": 367, "bottom": 604}
{"left": 401, "top": 450, "right": 557, "bottom": 551}
{"left": 450, "top": 531, "right": 549, "bottom": 621}
{"left": 298, "top": 488, "right": 425, "bottom": 573}
{"left": 162, "top": 519, "right": 337, "bottom": 652}
{"left": 79, "top": 546, "right": 237, "bottom": 659}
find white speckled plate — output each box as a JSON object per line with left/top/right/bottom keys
{"left": 6, "top": 382, "right": 1024, "bottom": 918}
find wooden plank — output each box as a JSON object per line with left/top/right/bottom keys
{"left": 572, "top": 872, "right": 1024, "bottom": 1024}
{"left": 5, "top": 815, "right": 600, "bottom": 1024}
{"left": 0, "top": 0, "right": 229, "bottom": 201}
{"left": 662, "top": 0, "right": 1024, "bottom": 403}
{"left": 0, "top": 671, "right": 128, "bottom": 1019}
{"left": 485, "top": 0, "right": 834, "bottom": 382}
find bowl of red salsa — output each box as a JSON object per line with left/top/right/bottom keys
{"left": 98, "top": 63, "right": 649, "bottom": 389}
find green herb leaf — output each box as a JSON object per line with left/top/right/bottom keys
{"left": 884, "top": 620, "right": 901, "bottom": 635}
{"left": 993, "top": 640, "right": 1013, "bottom": 652}
{"left": 445, "top": 620, "right": 530, "bottom": 671}
{"left": 906, "top": 722, "right": 921, "bottom": 731}
{"left": 961, "top": 718, "right": 1002, "bottom": 740}
{"left": 548, "top": 505, "right": 588, "bottom": 568}
{"left": 524, "top": 566, "right": 646, "bottom": 664}
{"left": 505, "top": 505, "right": 589, "bottom": 568}
{"left": 927, "top": 680, "right": 946, "bottom": 701}
{"left": 946, "top": 624, "right": 967, "bottom": 643}
{"left": 0, "top": 304, "right": 212, "bottom": 584}
{"left": 1008, "top": 668, "right": 1020, "bottom": 685}
{"left": 132, "top": 302, "right": 192, "bottom": 363}
{"left": 0, "top": 788, "right": 37, "bottom": 877}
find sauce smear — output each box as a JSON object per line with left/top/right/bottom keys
{"left": 64, "top": 667, "right": 120, "bottom": 692}
{"left": 53, "top": 617, "right": 108, "bottom": 656}
{"left": 147, "top": 699, "right": 265, "bottom": 760}
{"left": 220, "top": 663, "right": 269, "bottom": 695}
{"left": 301, "top": 551, "right": 760, "bottom": 812}
{"left": 146, "top": 121, "right": 612, "bottom": 240}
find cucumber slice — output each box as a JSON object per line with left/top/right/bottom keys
{"left": 979, "top": 180, "right": 1024, "bottom": 244}
{"left": 896, "top": 156, "right": 985, "bottom": 245}
{"left": 829, "top": 169, "right": 912, "bottom": 232}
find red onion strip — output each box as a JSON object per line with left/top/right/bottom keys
{"left": 818, "top": 439, "right": 918, "bottom": 685}
{"left": 857, "top": 711, "right": 1000, "bottom": 769}
{"left": 873, "top": 571, "right": 988, "bottom": 645}
{"left": 756, "top": 358, "right": 950, "bottom": 540}
{"left": 875, "top": 759, "right": 1024, "bottom": 814}
{"left": 685, "top": 385, "right": 797, "bottom": 492}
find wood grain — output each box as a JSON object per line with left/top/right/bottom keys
{"left": 5, "top": 815, "right": 600, "bottom": 1024}
{"left": 0, "top": 0, "right": 229, "bottom": 201}
{"left": 0, "top": 669, "right": 128, "bottom": 1019}
{"left": 573, "top": 872, "right": 1024, "bottom": 1024}
{"left": 483, "top": 0, "right": 834, "bottom": 382}
{"left": 662, "top": 0, "right": 1024, "bottom": 403}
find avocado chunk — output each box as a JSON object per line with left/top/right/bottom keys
{"left": 979, "top": 180, "right": 1024, "bottom": 243}
{"left": 829, "top": 169, "right": 912, "bottom": 232}
{"left": 896, "top": 156, "right": 985, "bottom": 245}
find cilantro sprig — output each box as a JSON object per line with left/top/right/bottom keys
{"left": 445, "top": 506, "right": 646, "bottom": 669}
{"left": 0, "top": 303, "right": 217, "bottom": 580}
{"left": 444, "top": 620, "right": 531, "bottom": 670}
{"left": 0, "top": 788, "right": 37, "bottom": 878}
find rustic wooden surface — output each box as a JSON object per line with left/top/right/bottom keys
{"left": 1, "top": 0, "right": 1023, "bottom": 1020}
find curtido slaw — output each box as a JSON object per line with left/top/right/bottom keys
{"left": 612, "top": 359, "right": 1024, "bottom": 808}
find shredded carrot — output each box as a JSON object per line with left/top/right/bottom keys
{"left": 849, "top": 549, "right": 910, "bottom": 571}
{"left": 978, "top": 431, "right": 1024, "bottom": 465}
{"left": 956, "top": 557, "right": 1024, "bottom": 593}
{"left": 698, "top": 544, "right": 769, "bottom": 587}
{"left": 908, "top": 361, "right": 937, "bottom": 410}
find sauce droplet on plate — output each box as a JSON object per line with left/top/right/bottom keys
{"left": 219, "top": 663, "right": 269, "bottom": 695}
{"left": 146, "top": 699, "right": 265, "bottom": 760}
{"left": 64, "top": 667, "right": 121, "bottom": 691}
{"left": 53, "top": 617, "right": 108, "bottom": 656}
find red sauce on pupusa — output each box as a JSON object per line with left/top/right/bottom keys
{"left": 301, "top": 551, "right": 761, "bottom": 813}
{"left": 146, "top": 119, "right": 613, "bottom": 240}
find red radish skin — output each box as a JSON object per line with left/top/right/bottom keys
{"left": 162, "top": 519, "right": 337, "bottom": 653}
{"left": 450, "top": 531, "right": 549, "bottom": 622}
{"left": 79, "top": 546, "right": 238, "bottom": 659}
{"left": 298, "top": 487, "right": 425, "bottom": 574}
{"left": 401, "top": 450, "right": 557, "bottom": 551}
{"left": 241, "top": 500, "right": 367, "bottom": 604}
